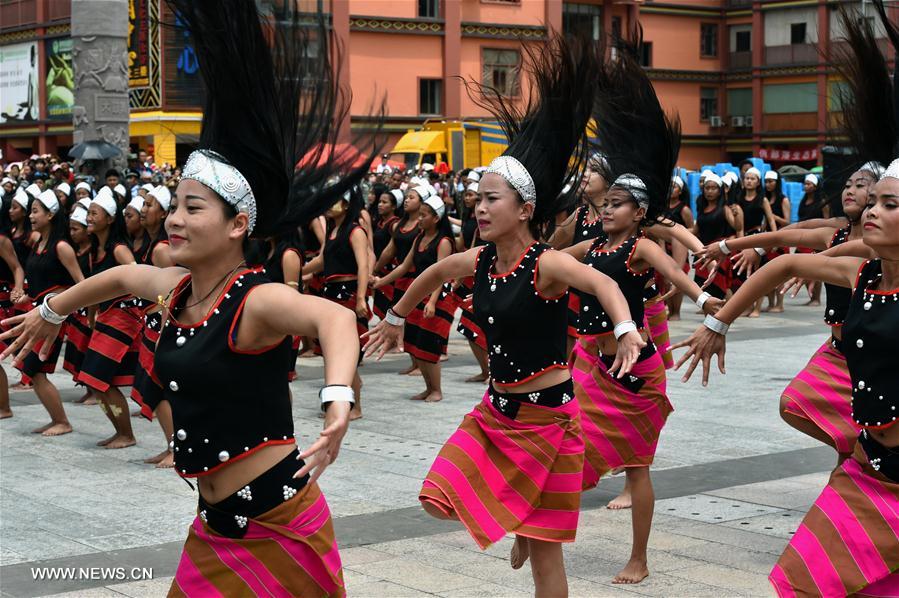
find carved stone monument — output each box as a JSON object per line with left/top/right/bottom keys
{"left": 71, "top": 0, "right": 130, "bottom": 175}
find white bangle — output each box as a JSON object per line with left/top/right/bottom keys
{"left": 38, "top": 293, "right": 68, "bottom": 325}
{"left": 754, "top": 247, "right": 766, "bottom": 257}
{"left": 718, "top": 239, "right": 732, "bottom": 255}
{"left": 703, "top": 314, "right": 729, "bottom": 336}
{"left": 319, "top": 385, "right": 355, "bottom": 412}
{"left": 384, "top": 308, "right": 405, "bottom": 326}
{"left": 695, "top": 292, "right": 711, "bottom": 310}
{"left": 613, "top": 320, "right": 638, "bottom": 340}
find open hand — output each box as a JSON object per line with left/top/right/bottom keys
{"left": 296, "top": 401, "right": 351, "bottom": 484}
{"left": 608, "top": 330, "right": 646, "bottom": 379}
{"left": 361, "top": 319, "right": 403, "bottom": 360}
{"left": 671, "top": 326, "right": 726, "bottom": 387}
{"left": 0, "top": 309, "right": 63, "bottom": 363}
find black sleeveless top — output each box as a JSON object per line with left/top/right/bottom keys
{"left": 798, "top": 196, "right": 823, "bottom": 221}
{"left": 824, "top": 226, "right": 852, "bottom": 326}
{"left": 11, "top": 228, "right": 31, "bottom": 271}
{"left": 842, "top": 259, "right": 899, "bottom": 429}
{"left": 154, "top": 268, "right": 294, "bottom": 477}
{"left": 90, "top": 242, "right": 130, "bottom": 312}
{"left": 769, "top": 194, "right": 787, "bottom": 219}
{"left": 264, "top": 246, "right": 302, "bottom": 285}
{"left": 696, "top": 204, "right": 733, "bottom": 245}
{"left": 461, "top": 217, "right": 478, "bottom": 249}
{"left": 739, "top": 196, "right": 766, "bottom": 232}
{"left": 664, "top": 201, "right": 689, "bottom": 227}
{"left": 25, "top": 240, "right": 74, "bottom": 300}
{"left": 373, "top": 215, "right": 399, "bottom": 259}
{"left": 0, "top": 235, "right": 13, "bottom": 284}
{"left": 392, "top": 220, "right": 419, "bottom": 264}
{"left": 573, "top": 204, "right": 604, "bottom": 242}
{"left": 578, "top": 235, "right": 653, "bottom": 336}
{"left": 412, "top": 233, "right": 451, "bottom": 275}
{"left": 323, "top": 224, "right": 364, "bottom": 280}
{"left": 473, "top": 242, "right": 568, "bottom": 386}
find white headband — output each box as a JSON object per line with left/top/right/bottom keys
{"left": 126, "top": 197, "right": 144, "bottom": 214}
{"left": 113, "top": 183, "right": 127, "bottom": 197}
{"left": 467, "top": 171, "right": 480, "bottom": 182}
{"left": 485, "top": 155, "right": 536, "bottom": 205}
{"left": 722, "top": 171, "right": 739, "bottom": 186}
{"left": 140, "top": 183, "right": 155, "bottom": 192}
{"left": 182, "top": 150, "right": 257, "bottom": 234}
{"left": 700, "top": 169, "right": 714, "bottom": 179}
{"left": 1, "top": 177, "right": 14, "bottom": 186}
{"left": 36, "top": 189, "right": 60, "bottom": 215}
{"left": 70, "top": 205, "right": 88, "bottom": 226}
{"left": 612, "top": 173, "right": 650, "bottom": 208}
{"left": 149, "top": 185, "right": 172, "bottom": 211}
{"left": 466, "top": 182, "right": 479, "bottom": 194}
{"left": 423, "top": 195, "right": 446, "bottom": 219}
{"left": 389, "top": 189, "right": 404, "bottom": 205}
{"left": 77, "top": 197, "right": 91, "bottom": 212}
{"left": 705, "top": 173, "right": 723, "bottom": 187}
{"left": 25, "top": 183, "right": 41, "bottom": 199}
{"left": 882, "top": 158, "right": 899, "bottom": 182}
{"left": 411, "top": 185, "right": 432, "bottom": 200}
{"left": 804, "top": 173, "right": 819, "bottom": 186}
{"left": 13, "top": 187, "right": 29, "bottom": 208}
{"left": 56, "top": 182, "right": 71, "bottom": 196}
{"left": 74, "top": 181, "right": 92, "bottom": 193}
{"left": 672, "top": 175, "right": 684, "bottom": 189}
{"left": 764, "top": 170, "right": 778, "bottom": 181}
{"left": 859, "top": 161, "right": 885, "bottom": 179}
{"left": 92, "top": 187, "right": 117, "bottom": 217}
{"left": 745, "top": 167, "right": 761, "bottom": 179}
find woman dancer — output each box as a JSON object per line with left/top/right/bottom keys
{"left": 566, "top": 44, "right": 722, "bottom": 584}
{"left": 2, "top": 0, "right": 381, "bottom": 594}
{"left": 763, "top": 170, "right": 790, "bottom": 313}
{"left": 692, "top": 174, "right": 741, "bottom": 299}
{"left": 365, "top": 34, "right": 643, "bottom": 596}
{"left": 62, "top": 204, "right": 95, "bottom": 404}
{"left": 0, "top": 232, "right": 25, "bottom": 419}
{"left": 14, "top": 189, "right": 82, "bottom": 435}
{"left": 732, "top": 167, "right": 778, "bottom": 316}
{"left": 373, "top": 195, "right": 454, "bottom": 402}
{"left": 263, "top": 227, "right": 303, "bottom": 385}
{"left": 796, "top": 173, "right": 825, "bottom": 306}
{"left": 661, "top": 175, "right": 693, "bottom": 320}
{"left": 303, "top": 189, "right": 370, "bottom": 420}
{"left": 675, "top": 9, "right": 899, "bottom": 594}
{"left": 124, "top": 196, "right": 144, "bottom": 247}
{"left": 454, "top": 182, "right": 490, "bottom": 383}
{"left": 371, "top": 188, "right": 402, "bottom": 321}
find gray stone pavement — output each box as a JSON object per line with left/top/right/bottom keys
{"left": 0, "top": 295, "right": 841, "bottom": 597}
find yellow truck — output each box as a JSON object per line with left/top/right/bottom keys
{"left": 387, "top": 120, "right": 508, "bottom": 172}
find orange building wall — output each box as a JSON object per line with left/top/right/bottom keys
{"left": 641, "top": 14, "right": 722, "bottom": 72}
{"left": 652, "top": 80, "right": 709, "bottom": 137}
{"left": 348, "top": 32, "right": 444, "bottom": 117}
{"left": 679, "top": 146, "right": 724, "bottom": 170}
{"left": 461, "top": 1, "right": 544, "bottom": 26}
{"left": 458, "top": 37, "right": 534, "bottom": 118}
{"left": 348, "top": 0, "right": 417, "bottom": 19}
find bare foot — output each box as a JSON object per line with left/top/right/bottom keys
{"left": 424, "top": 391, "right": 443, "bottom": 403}
{"left": 0, "top": 409, "right": 12, "bottom": 419}
{"left": 409, "top": 389, "right": 430, "bottom": 401}
{"left": 155, "top": 451, "right": 174, "bottom": 468}
{"left": 465, "top": 373, "right": 488, "bottom": 383}
{"left": 612, "top": 557, "right": 649, "bottom": 584}
{"left": 104, "top": 435, "right": 137, "bottom": 449}
{"left": 131, "top": 409, "right": 143, "bottom": 418}
{"left": 298, "top": 350, "right": 317, "bottom": 359}
{"left": 748, "top": 310, "right": 761, "bottom": 318}
{"left": 768, "top": 306, "right": 784, "bottom": 313}
{"left": 804, "top": 300, "right": 821, "bottom": 307}
{"left": 606, "top": 490, "right": 632, "bottom": 510}
{"left": 42, "top": 423, "right": 73, "bottom": 437}
{"left": 10, "top": 381, "right": 33, "bottom": 391}
{"left": 82, "top": 396, "right": 99, "bottom": 406}
{"left": 399, "top": 365, "right": 421, "bottom": 376}
{"left": 143, "top": 449, "right": 170, "bottom": 464}
{"left": 439, "top": 354, "right": 449, "bottom": 362}
{"left": 349, "top": 409, "right": 363, "bottom": 421}
{"left": 667, "top": 314, "right": 680, "bottom": 321}
{"left": 32, "top": 422, "right": 54, "bottom": 434}
{"left": 96, "top": 433, "right": 118, "bottom": 446}
{"left": 74, "top": 390, "right": 93, "bottom": 404}
{"left": 510, "top": 535, "right": 530, "bottom": 570}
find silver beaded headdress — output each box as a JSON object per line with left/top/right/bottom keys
{"left": 860, "top": 161, "right": 886, "bottom": 179}
{"left": 485, "top": 155, "right": 537, "bottom": 205}
{"left": 612, "top": 173, "right": 650, "bottom": 209}
{"left": 883, "top": 158, "right": 899, "bottom": 182}
{"left": 182, "top": 150, "right": 258, "bottom": 234}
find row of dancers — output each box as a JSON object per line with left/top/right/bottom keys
{"left": 2, "top": 1, "right": 897, "bottom": 596}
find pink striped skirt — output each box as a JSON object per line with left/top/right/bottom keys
{"left": 571, "top": 339, "right": 672, "bottom": 490}
{"left": 419, "top": 385, "right": 584, "bottom": 548}
{"left": 781, "top": 339, "right": 860, "bottom": 455}
{"left": 770, "top": 442, "right": 899, "bottom": 597}
{"left": 643, "top": 295, "right": 673, "bottom": 369}
{"left": 169, "top": 481, "right": 344, "bottom": 597}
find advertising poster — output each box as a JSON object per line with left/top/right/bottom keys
{"left": 0, "top": 41, "right": 40, "bottom": 124}
{"left": 46, "top": 37, "right": 74, "bottom": 120}
{"left": 129, "top": 0, "right": 151, "bottom": 88}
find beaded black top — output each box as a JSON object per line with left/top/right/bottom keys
{"left": 472, "top": 242, "right": 568, "bottom": 386}
{"left": 154, "top": 268, "right": 294, "bottom": 477}
{"left": 842, "top": 259, "right": 899, "bottom": 429}
{"left": 25, "top": 240, "right": 74, "bottom": 300}
{"left": 577, "top": 234, "right": 653, "bottom": 336}
{"left": 573, "top": 204, "right": 605, "bottom": 242}
{"left": 824, "top": 225, "right": 851, "bottom": 326}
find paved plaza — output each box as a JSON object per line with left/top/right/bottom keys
{"left": 1, "top": 296, "right": 838, "bottom": 597}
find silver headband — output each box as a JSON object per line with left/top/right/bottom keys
{"left": 485, "top": 156, "right": 537, "bottom": 205}
{"left": 182, "top": 150, "right": 258, "bottom": 233}
{"left": 883, "top": 158, "right": 899, "bottom": 182}
{"left": 612, "top": 173, "right": 649, "bottom": 208}
{"left": 860, "top": 161, "right": 886, "bottom": 180}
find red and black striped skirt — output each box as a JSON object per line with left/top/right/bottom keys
{"left": 403, "top": 284, "right": 455, "bottom": 364}
{"left": 76, "top": 303, "right": 143, "bottom": 392}
{"left": 62, "top": 310, "right": 92, "bottom": 379}
{"left": 131, "top": 311, "right": 163, "bottom": 420}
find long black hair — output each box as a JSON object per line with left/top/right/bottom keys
{"left": 90, "top": 205, "right": 129, "bottom": 259}
{"left": 328, "top": 186, "right": 365, "bottom": 245}
{"left": 697, "top": 179, "right": 726, "bottom": 216}
{"left": 168, "top": 0, "right": 384, "bottom": 239}
{"left": 34, "top": 200, "right": 70, "bottom": 247}
{"left": 591, "top": 28, "right": 681, "bottom": 225}
{"left": 466, "top": 33, "right": 601, "bottom": 239}
{"left": 832, "top": 0, "right": 899, "bottom": 171}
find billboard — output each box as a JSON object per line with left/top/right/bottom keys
{"left": 0, "top": 41, "right": 40, "bottom": 124}
{"left": 46, "top": 37, "right": 74, "bottom": 120}
{"left": 128, "top": 0, "right": 151, "bottom": 88}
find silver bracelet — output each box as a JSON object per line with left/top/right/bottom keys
{"left": 384, "top": 308, "right": 405, "bottom": 326}
{"left": 695, "top": 292, "right": 711, "bottom": 310}
{"left": 38, "top": 293, "right": 68, "bottom": 325}
{"left": 319, "top": 385, "right": 356, "bottom": 412}
{"left": 703, "top": 314, "right": 730, "bottom": 336}
{"left": 613, "top": 320, "right": 638, "bottom": 340}
{"left": 717, "top": 239, "right": 732, "bottom": 255}
{"left": 754, "top": 247, "right": 766, "bottom": 257}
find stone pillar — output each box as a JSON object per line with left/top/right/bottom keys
{"left": 71, "top": 0, "right": 130, "bottom": 176}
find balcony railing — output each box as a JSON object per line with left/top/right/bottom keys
{"left": 729, "top": 51, "right": 752, "bottom": 69}
{"left": 765, "top": 44, "right": 819, "bottom": 66}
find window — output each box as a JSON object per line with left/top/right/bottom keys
{"left": 562, "top": 3, "right": 601, "bottom": 41}
{"left": 482, "top": 48, "right": 520, "bottom": 97}
{"left": 701, "top": 23, "right": 718, "bottom": 57}
{"left": 640, "top": 42, "right": 652, "bottom": 68}
{"left": 727, "top": 88, "right": 752, "bottom": 117}
{"left": 418, "top": 0, "right": 439, "bottom": 18}
{"left": 790, "top": 22, "right": 807, "bottom": 45}
{"left": 763, "top": 82, "right": 817, "bottom": 114}
{"left": 419, "top": 78, "right": 442, "bottom": 115}
{"left": 735, "top": 30, "right": 751, "bottom": 52}
{"left": 700, "top": 87, "right": 719, "bottom": 121}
